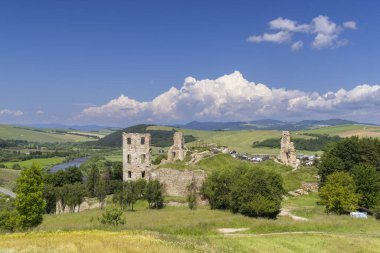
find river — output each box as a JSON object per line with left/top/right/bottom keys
{"left": 49, "top": 157, "right": 89, "bottom": 173}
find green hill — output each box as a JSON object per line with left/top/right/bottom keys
{"left": 0, "top": 125, "right": 107, "bottom": 143}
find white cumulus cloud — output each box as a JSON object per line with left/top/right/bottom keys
{"left": 0, "top": 109, "right": 24, "bottom": 117}
{"left": 78, "top": 72, "right": 380, "bottom": 125}
{"left": 248, "top": 15, "right": 357, "bottom": 50}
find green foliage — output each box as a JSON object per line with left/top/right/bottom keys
{"left": 65, "top": 183, "right": 87, "bottom": 213}
{"left": 43, "top": 184, "right": 57, "bottom": 214}
{"left": 99, "top": 207, "right": 125, "bottom": 225}
{"left": 145, "top": 180, "right": 164, "bottom": 209}
{"left": 153, "top": 154, "right": 167, "bottom": 165}
{"left": 351, "top": 164, "right": 380, "bottom": 209}
{"left": 95, "top": 179, "right": 107, "bottom": 209}
{"left": 230, "top": 169, "right": 284, "bottom": 218}
{"left": 135, "top": 179, "right": 147, "bottom": 199}
{"left": 253, "top": 134, "right": 342, "bottom": 151}
{"left": 11, "top": 163, "right": 22, "bottom": 170}
{"left": 86, "top": 163, "right": 100, "bottom": 197}
{"left": 15, "top": 163, "right": 46, "bottom": 228}
{"left": 0, "top": 210, "right": 20, "bottom": 232}
{"left": 203, "top": 165, "right": 284, "bottom": 218}
{"left": 318, "top": 137, "right": 380, "bottom": 185}
{"left": 46, "top": 166, "right": 83, "bottom": 187}
{"left": 319, "top": 172, "right": 360, "bottom": 214}
{"left": 187, "top": 179, "right": 198, "bottom": 210}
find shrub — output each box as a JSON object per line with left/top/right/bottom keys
{"left": 187, "top": 180, "right": 198, "bottom": 210}
{"left": 319, "top": 172, "right": 360, "bottom": 214}
{"left": 0, "top": 210, "right": 20, "bottom": 232}
{"left": 203, "top": 166, "right": 284, "bottom": 219}
{"left": 99, "top": 207, "right": 125, "bottom": 225}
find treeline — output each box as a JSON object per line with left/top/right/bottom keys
{"left": 202, "top": 165, "right": 284, "bottom": 218}
{"left": 253, "top": 134, "right": 342, "bottom": 151}
{"left": 0, "top": 139, "right": 28, "bottom": 148}
{"left": 318, "top": 137, "right": 380, "bottom": 216}
{"left": 96, "top": 124, "right": 196, "bottom": 147}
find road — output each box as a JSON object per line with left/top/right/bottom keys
{"left": 0, "top": 187, "right": 16, "bottom": 198}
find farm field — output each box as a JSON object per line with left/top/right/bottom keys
{"left": 0, "top": 125, "right": 105, "bottom": 143}
{"left": 0, "top": 169, "right": 20, "bottom": 190}
{"left": 3, "top": 157, "right": 65, "bottom": 170}
{"left": 298, "top": 124, "right": 380, "bottom": 138}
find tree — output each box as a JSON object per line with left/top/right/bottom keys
{"left": 145, "top": 180, "right": 164, "bottom": 209}
{"left": 65, "top": 183, "right": 86, "bottom": 213}
{"left": 319, "top": 172, "right": 360, "bottom": 214}
{"left": 202, "top": 167, "right": 246, "bottom": 210}
{"left": 230, "top": 169, "right": 284, "bottom": 218}
{"left": 124, "top": 181, "right": 138, "bottom": 211}
{"left": 86, "top": 163, "right": 100, "bottom": 197}
{"left": 351, "top": 164, "right": 380, "bottom": 209}
{"left": 135, "top": 178, "right": 147, "bottom": 199}
{"left": 43, "top": 184, "right": 57, "bottom": 214}
{"left": 96, "top": 179, "right": 107, "bottom": 209}
{"left": 15, "top": 164, "right": 46, "bottom": 228}
{"left": 187, "top": 179, "right": 198, "bottom": 210}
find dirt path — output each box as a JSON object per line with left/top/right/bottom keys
{"left": 279, "top": 208, "right": 309, "bottom": 221}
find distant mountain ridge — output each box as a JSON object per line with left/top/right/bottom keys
{"left": 18, "top": 124, "right": 118, "bottom": 131}
{"left": 177, "top": 119, "right": 377, "bottom": 131}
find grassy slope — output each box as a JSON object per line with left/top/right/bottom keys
{"left": 159, "top": 154, "right": 317, "bottom": 192}
{"left": 148, "top": 125, "right": 314, "bottom": 155}
{"left": 0, "top": 125, "right": 102, "bottom": 142}
{"left": 298, "top": 124, "right": 380, "bottom": 137}
{"left": 0, "top": 169, "right": 20, "bottom": 190}
{"left": 23, "top": 195, "right": 380, "bottom": 253}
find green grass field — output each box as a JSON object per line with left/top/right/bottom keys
{"left": 16, "top": 193, "right": 378, "bottom": 253}
{"left": 0, "top": 125, "right": 104, "bottom": 143}
{"left": 298, "top": 124, "right": 380, "bottom": 138}
{"left": 3, "top": 157, "right": 65, "bottom": 169}
{"left": 0, "top": 169, "right": 20, "bottom": 190}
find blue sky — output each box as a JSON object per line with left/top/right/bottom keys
{"left": 1, "top": 0, "right": 380, "bottom": 126}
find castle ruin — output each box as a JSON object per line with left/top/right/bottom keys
{"left": 280, "top": 131, "right": 299, "bottom": 169}
{"left": 122, "top": 133, "right": 152, "bottom": 181}
{"left": 167, "top": 131, "right": 187, "bottom": 162}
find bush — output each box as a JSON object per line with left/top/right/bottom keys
{"left": 12, "top": 164, "right": 22, "bottom": 170}
{"left": 99, "top": 207, "right": 125, "bottom": 225}
{"left": 0, "top": 210, "right": 20, "bottom": 232}
{"left": 319, "top": 172, "right": 360, "bottom": 214}
{"left": 153, "top": 154, "right": 167, "bottom": 165}
{"left": 238, "top": 195, "right": 280, "bottom": 218}
{"left": 202, "top": 166, "right": 284, "bottom": 218}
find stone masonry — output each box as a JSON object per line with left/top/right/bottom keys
{"left": 122, "top": 133, "right": 152, "bottom": 181}
{"left": 150, "top": 168, "right": 207, "bottom": 196}
{"left": 167, "top": 131, "right": 187, "bottom": 162}
{"left": 280, "top": 131, "right": 299, "bottom": 168}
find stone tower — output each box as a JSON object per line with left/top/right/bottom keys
{"left": 123, "top": 133, "right": 152, "bottom": 181}
{"left": 167, "top": 132, "right": 186, "bottom": 162}
{"left": 280, "top": 131, "right": 299, "bottom": 168}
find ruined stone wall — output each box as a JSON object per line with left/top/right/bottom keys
{"left": 280, "top": 131, "right": 299, "bottom": 168}
{"left": 123, "top": 133, "right": 152, "bottom": 181}
{"left": 167, "top": 132, "right": 187, "bottom": 162}
{"left": 151, "top": 168, "right": 207, "bottom": 196}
